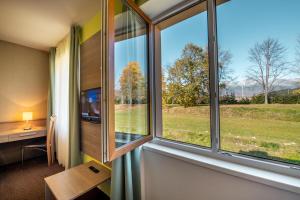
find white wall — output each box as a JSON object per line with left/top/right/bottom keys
{"left": 142, "top": 149, "right": 300, "bottom": 200}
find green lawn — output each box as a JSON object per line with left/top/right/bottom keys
{"left": 115, "top": 104, "right": 147, "bottom": 135}
{"left": 115, "top": 104, "right": 300, "bottom": 165}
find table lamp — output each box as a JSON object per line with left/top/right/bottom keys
{"left": 23, "top": 112, "right": 33, "bottom": 130}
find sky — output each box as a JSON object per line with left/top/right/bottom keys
{"left": 161, "top": 0, "right": 300, "bottom": 82}
{"left": 115, "top": 0, "right": 300, "bottom": 87}
{"left": 115, "top": 35, "right": 147, "bottom": 89}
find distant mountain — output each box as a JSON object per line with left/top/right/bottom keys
{"left": 222, "top": 78, "right": 300, "bottom": 97}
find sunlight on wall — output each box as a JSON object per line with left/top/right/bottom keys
{"left": 0, "top": 41, "right": 49, "bottom": 122}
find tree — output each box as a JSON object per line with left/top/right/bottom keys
{"left": 165, "top": 43, "right": 232, "bottom": 107}
{"left": 218, "top": 48, "right": 233, "bottom": 89}
{"left": 161, "top": 68, "right": 168, "bottom": 105}
{"left": 119, "top": 62, "right": 145, "bottom": 104}
{"left": 167, "top": 43, "right": 209, "bottom": 107}
{"left": 247, "top": 38, "right": 288, "bottom": 104}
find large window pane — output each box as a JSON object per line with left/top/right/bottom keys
{"left": 217, "top": 0, "right": 300, "bottom": 165}
{"left": 114, "top": 0, "right": 149, "bottom": 148}
{"left": 159, "top": 1, "right": 211, "bottom": 147}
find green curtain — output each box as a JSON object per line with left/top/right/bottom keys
{"left": 111, "top": 148, "right": 142, "bottom": 200}
{"left": 47, "top": 48, "right": 56, "bottom": 129}
{"left": 69, "top": 25, "right": 82, "bottom": 167}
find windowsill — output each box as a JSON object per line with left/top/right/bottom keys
{"left": 142, "top": 142, "right": 300, "bottom": 194}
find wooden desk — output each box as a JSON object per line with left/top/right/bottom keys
{"left": 0, "top": 127, "right": 46, "bottom": 144}
{"left": 45, "top": 161, "right": 111, "bottom": 200}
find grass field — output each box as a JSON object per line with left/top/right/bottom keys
{"left": 115, "top": 104, "right": 300, "bottom": 165}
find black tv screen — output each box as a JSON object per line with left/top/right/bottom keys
{"left": 81, "top": 88, "right": 101, "bottom": 123}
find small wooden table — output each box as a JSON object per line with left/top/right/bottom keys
{"left": 45, "top": 161, "right": 111, "bottom": 200}
{"left": 0, "top": 127, "right": 46, "bottom": 144}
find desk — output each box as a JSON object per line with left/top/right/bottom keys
{"left": 0, "top": 127, "right": 46, "bottom": 143}
{"left": 45, "top": 161, "right": 111, "bottom": 200}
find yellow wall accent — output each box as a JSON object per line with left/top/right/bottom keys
{"left": 80, "top": 0, "right": 148, "bottom": 44}
{"left": 82, "top": 153, "right": 111, "bottom": 171}
{"left": 81, "top": 11, "right": 101, "bottom": 44}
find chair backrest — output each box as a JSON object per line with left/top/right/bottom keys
{"left": 47, "top": 115, "right": 56, "bottom": 148}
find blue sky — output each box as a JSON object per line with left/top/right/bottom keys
{"left": 115, "top": 0, "right": 300, "bottom": 86}
{"left": 115, "top": 36, "right": 147, "bottom": 89}
{"left": 162, "top": 0, "right": 300, "bottom": 81}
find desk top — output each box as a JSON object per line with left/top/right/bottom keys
{"left": 0, "top": 126, "right": 46, "bottom": 136}
{"left": 45, "top": 161, "right": 111, "bottom": 200}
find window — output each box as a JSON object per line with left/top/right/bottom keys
{"left": 217, "top": 0, "right": 300, "bottom": 165}
{"left": 154, "top": 0, "right": 300, "bottom": 168}
{"left": 105, "top": 0, "right": 153, "bottom": 161}
{"left": 104, "top": 0, "right": 300, "bottom": 168}
{"left": 157, "top": 1, "right": 211, "bottom": 148}
{"left": 114, "top": 0, "right": 149, "bottom": 147}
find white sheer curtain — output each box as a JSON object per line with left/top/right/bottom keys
{"left": 54, "top": 35, "right": 70, "bottom": 168}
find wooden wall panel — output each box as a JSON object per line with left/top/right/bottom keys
{"left": 80, "top": 31, "right": 102, "bottom": 161}
{"left": 81, "top": 121, "right": 102, "bottom": 161}
{"left": 80, "top": 31, "right": 102, "bottom": 90}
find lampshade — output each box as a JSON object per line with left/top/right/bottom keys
{"left": 22, "top": 112, "right": 33, "bottom": 121}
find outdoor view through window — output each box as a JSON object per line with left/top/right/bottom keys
{"left": 114, "top": 0, "right": 149, "bottom": 148}
{"left": 217, "top": 0, "right": 300, "bottom": 165}
{"left": 160, "top": 0, "right": 300, "bottom": 165}
{"left": 160, "top": 1, "right": 210, "bottom": 147}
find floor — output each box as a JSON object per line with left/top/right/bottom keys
{"left": 0, "top": 156, "right": 110, "bottom": 200}
{"left": 0, "top": 157, "right": 64, "bottom": 200}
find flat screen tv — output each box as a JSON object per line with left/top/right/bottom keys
{"left": 81, "top": 88, "right": 101, "bottom": 123}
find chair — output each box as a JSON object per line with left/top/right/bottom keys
{"left": 22, "top": 115, "right": 56, "bottom": 166}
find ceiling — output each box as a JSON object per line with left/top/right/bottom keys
{"left": 140, "top": 0, "right": 186, "bottom": 19}
{"left": 114, "top": 0, "right": 185, "bottom": 37}
{"left": 0, "top": 0, "right": 100, "bottom": 51}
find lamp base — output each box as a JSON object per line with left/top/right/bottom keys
{"left": 24, "top": 120, "right": 31, "bottom": 130}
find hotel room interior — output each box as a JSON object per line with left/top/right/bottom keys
{"left": 0, "top": 0, "right": 299, "bottom": 200}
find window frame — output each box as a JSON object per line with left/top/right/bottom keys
{"left": 152, "top": 0, "right": 300, "bottom": 177}
{"left": 104, "top": 0, "right": 154, "bottom": 161}
{"left": 154, "top": 0, "right": 214, "bottom": 150}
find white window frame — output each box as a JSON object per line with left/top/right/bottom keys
{"left": 152, "top": 0, "right": 300, "bottom": 178}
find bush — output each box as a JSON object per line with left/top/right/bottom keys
{"left": 251, "top": 94, "right": 266, "bottom": 104}
{"left": 251, "top": 93, "right": 300, "bottom": 104}
{"left": 238, "top": 97, "right": 251, "bottom": 104}
{"left": 220, "top": 93, "right": 237, "bottom": 104}
{"left": 278, "top": 94, "right": 300, "bottom": 104}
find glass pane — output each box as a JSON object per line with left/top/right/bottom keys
{"left": 114, "top": 0, "right": 149, "bottom": 148}
{"left": 159, "top": 1, "right": 211, "bottom": 147}
{"left": 217, "top": 0, "right": 300, "bottom": 165}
